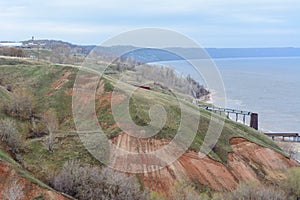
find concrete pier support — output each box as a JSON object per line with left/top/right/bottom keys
{"left": 250, "top": 113, "right": 258, "bottom": 130}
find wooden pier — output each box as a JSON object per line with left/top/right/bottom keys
{"left": 198, "top": 105, "right": 258, "bottom": 130}
{"left": 198, "top": 105, "right": 300, "bottom": 142}
{"left": 264, "top": 132, "right": 300, "bottom": 142}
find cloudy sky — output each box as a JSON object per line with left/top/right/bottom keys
{"left": 0, "top": 0, "right": 299, "bottom": 47}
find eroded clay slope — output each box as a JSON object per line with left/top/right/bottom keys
{"left": 111, "top": 134, "right": 298, "bottom": 194}
{"left": 0, "top": 159, "right": 70, "bottom": 200}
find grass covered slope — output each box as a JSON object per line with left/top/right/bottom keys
{"left": 0, "top": 57, "right": 291, "bottom": 195}
{"left": 0, "top": 146, "right": 73, "bottom": 199}
{"left": 0, "top": 148, "right": 51, "bottom": 190}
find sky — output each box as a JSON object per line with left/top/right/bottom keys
{"left": 0, "top": 0, "right": 300, "bottom": 47}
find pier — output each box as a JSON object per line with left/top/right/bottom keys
{"left": 264, "top": 132, "right": 300, "bottom": 142}
{"left": 198, "top": 105, "right": 300, "bottom": 143}
{"left": 198, "top": 105, "right": 258, "bottom": 130}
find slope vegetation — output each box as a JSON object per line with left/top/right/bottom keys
{"left": 0, "top": 57, "right": 297, "bottom": 197}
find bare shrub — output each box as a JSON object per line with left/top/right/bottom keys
{"left": 0, "top": 119, "right": 22, "bottom": 153}
{"left": 0, "top": 47, "right": 24, "bottom": 57}
{"left": 170, "top": 179, "right": 201, "bottom": 200}
{"left": 136, "top": 65, "right": 209, "bottom": 99}
{"left": 227, "top": 182, "right": 286, "bottom": 200}
{"left": 50, "top": 45, "right": 71, "bottom": 64}
{"left": 52, "top": 160, "right": 83, "bottom": 196}
{"left": 52, "top": 160, "right": 145, "bottom": 200}
{"left": 148, "top": 191, "right": 166, "bottom": 200}
{"left": 2, "top": 178, "right": 24, "bottom": 200}
{"left": 29, "top": 118, "right": 47, "bottom": 138}
{"left": 2, "top": 89, "right": 36, "bottom": 120}
{"left": 43, "top": 110, "right": 59, "bottom": 135}
{"left": 44, "top": 134, "right": 56, "bottom": 152}
{"left": 90, "top": 167, "right": 143, "bottom": 200}
{"left": 43, "top": 110, "right": 58, "bottom": 152}
{"left": 282, "top": 167, "right": 300, "bottom": 199}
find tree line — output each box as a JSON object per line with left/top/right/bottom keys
{"left": 0, "top": 47, "right": 24, "bottom": 57}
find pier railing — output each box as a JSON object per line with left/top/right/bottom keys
{"left": 264, "top": 132, "right": 300, "bottom": 142}
{"left": 198, "top": 105, "right": 258, "bottom": 130}
{"left": 198, "top": 105, "right": 300, "bottom": 142}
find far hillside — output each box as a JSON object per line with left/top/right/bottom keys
{"left": 1, "top": 40, "right": 300, "bottom": 63}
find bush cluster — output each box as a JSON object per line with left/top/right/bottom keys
{"left": 0, "top": 119, "right": 22, "bottom": 153}
{"left": 51, "top": 160, "right": 146, "bottom": 200}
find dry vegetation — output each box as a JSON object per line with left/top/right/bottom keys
{"left": 1, "top": 88, "right": 36, "bottom": 120}
{"left": 51, "top": 160, "right": 146, "bottom": 200}
{"left": 0, "top": 47, "right": 24, "bottom": 58}
{"left": 0, "top": 119, "right": 22, "bottom": 154}
{"left": 2, "top": 178, "right": 24, "bottom": 200}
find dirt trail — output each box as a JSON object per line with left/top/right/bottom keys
{"left": 51, "top": 71, "right": 72, "bottom": 90}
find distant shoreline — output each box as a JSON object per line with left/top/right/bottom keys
{"left": 2, "top": 39, "right": 300, "bottom": 61}
{"left": 211, "top": 56, "right": 300, "bottom": 61}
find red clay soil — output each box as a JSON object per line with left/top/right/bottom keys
{"left": 111, "top": 134, "right": 298, "bottom": 194}
{"left": 51, "top": 71, "right": 72, "bottom": 90}
{"left": 0, "top": 160, "right": 70, "bottom": 200}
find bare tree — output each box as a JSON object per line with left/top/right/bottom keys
{"left": 227, "top": 182, "right": 286, "bottom": 200}
{"left": 0, "top": 119, "right": 22, "bottom": 153}
{"left": 52, "top": 160, "right": 145, "bottom": 200}
{"left": 50, "top": 45, "right": 71, "bottom": 64}
{"left": 43, "top": 110, "right": 58, "bottom": 152}
{"left": 2, "top": 179, "right": 24, "bottom": 200}
{"left": 43, "top": 110, "right": 58, "bottom": 136}
{"left": 136, "top": 65, "right": 209, "bottom": 99}
{"left": 89, "top": 167, "right": 143, "bottom": 200}
{"left": 45, "top": 134, "right": 55, "bottom": 152}
{"left": 0, "top": 47, "right": 24, "bottom": 57}
{"left": 2, "top": 88, "right": 36, "bottom": 120}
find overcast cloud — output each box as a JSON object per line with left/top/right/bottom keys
{"left": 0, "top": 0, "right": 299, "bottom": 47}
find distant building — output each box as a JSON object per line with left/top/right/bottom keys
{"left": 30, "top": 55, "right": 36, "bottom": 59}
{"left": 0, "top": 42, "right": 23, "bottom": 47}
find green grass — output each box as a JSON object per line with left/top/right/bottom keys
{"left": 0, "top": 148, "right": 52, "bottom": 190}
{"left": 104, "top": 78, "right": 114, "bottom": 92}
{"left": 0, "top": 87, "right": 10, "bottom": 118}
{"left": 1, "top": 145, "right": 77, "bottom": 200}
{"left": 0, "top": 86, "right": 10, "bottom": 99}
{"left": 0, "top": 148, "right": 17, "bottom": 165}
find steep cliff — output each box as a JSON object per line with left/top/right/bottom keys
{"left": 111, "top": 134, "right": 297, "bottom": 194}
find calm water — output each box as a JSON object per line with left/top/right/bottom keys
{"left": 157, "top": 57, "right": 300, "bottom": 132}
